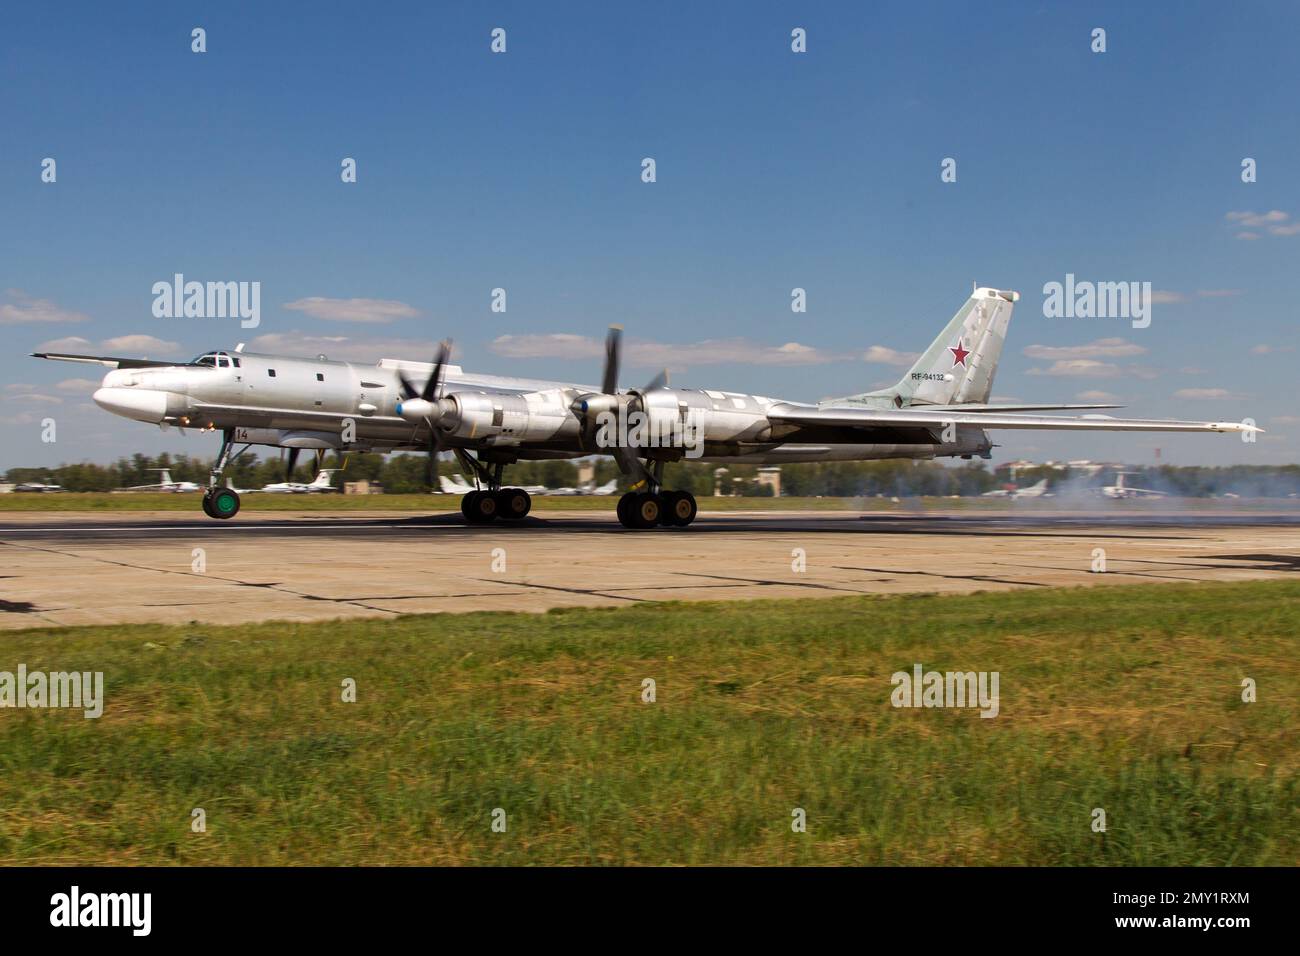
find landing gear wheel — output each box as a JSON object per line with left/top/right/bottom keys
{"left": 661, "top": 490, "right": 697, "bottom": 527}
{"left": 202, "top": 492, "right": 215, "bottom": 518}
{"left": 207, "top": 487, "right": 240, "bottom": 520}
{"left": 496, "top": 488, "right": 531, "bottom": 520}
{"left": 616, "top": 492, "right": 636, "bottom": 528}
{"left": 629, "top": 493, "right": 663, "bottom": 529}
{"left": 461, "top": 490, "right": 498, "bottom": 524}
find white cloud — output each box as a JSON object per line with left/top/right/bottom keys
{"left": 1075, "top": 390, "right": 1120, "bottom": 402}
{"left": 1025, "top": 360, "right": 1120, "bottom": 378}
{"left": 1270, "top": 415, "right": 1300, "bottom": 425}
{"left": 283, "top": 297, "right": 420, "bottom": 324}
{"left": 4, "top": 393, "right": 62, "bottom": 404}
{"left": 56, "top": 378, "right": 100, "bottom": 392}
{"left": 1022, "top": 337, "right": 1147, "bottom": 360}
{"left": 0, "top": 290, "right": 91, "bottom": 325}
{"left": 490, "top": 334, "right": 604, "bottom": 360}
{"left": 1149, "top": 290, "right": 1186, "bottom": 304}
{"left": 1226, "top": 210, "right": 1298, "bottom": 238}
{"left": 100, "top": 334, "right": 181, "bottom": 355}
{"left": 1249, "top": 344, "right": 1294, "bottom": 355}
{"left": 247, "top": 331, "right": 442, "bottom": 363}
{"left": 35, "top": 335, "right": 94, "bottom": 353}
{"left": 1174, "top": 388, "right": 1241, "bottom": 400}
{"left": 861, "top": 345, "right": 920, "bottom": 366}
{"left": 489, "top": 333, "right": 840, "bottom": 367}
{"left": 1195, "top": 289, "right": 1242, "bottom": 298}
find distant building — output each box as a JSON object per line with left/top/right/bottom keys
{"left": 756, "top": 467, "right": 782, "bottom": 497}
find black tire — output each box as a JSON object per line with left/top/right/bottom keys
{"left": 616, "top": 492, "right": 637, "bottom": 528}
{"left": 463, "top": 490, "right": 497, "bottom": 524}
{"left": 496, "top": 488, "right": 531, "bottom": 520}
{"left": 662, "top": 490, "right": 698, "bottom": 527}
{"left": 630, "top": 493, "right": 662, "bottom": 529}
{"left": 209, "top": 488, "right": 240, "bottom": 519}
{"left": 201, "top": 491, "right": 215, "bottom": 518}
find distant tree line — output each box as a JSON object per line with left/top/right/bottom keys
{"left": 5, "top": 454, "right": 1299, "bottom": 498}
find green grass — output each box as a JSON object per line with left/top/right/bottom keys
{"left": 0, "top": 580, "right": 1296, "bottom": 865}
{"left": 0, "top": 492, "right": 1290, "bottom": 513}
{"left": 0, "top": 492, "right": 892, "bottom": 512}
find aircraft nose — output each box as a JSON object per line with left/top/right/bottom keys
{"left": 92, "top": 387, "right": 168, "bottom": 423}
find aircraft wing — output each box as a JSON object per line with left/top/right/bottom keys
{"left": 923, "top": 403, "right": 1123, "bottom": 413}
{"left": 31, "top": 352, "right": 193, "bottom": 370}
{"left": 767, "top": 403, "right": 1261, "bottom": 434}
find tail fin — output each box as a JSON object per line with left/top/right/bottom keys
{"left": 832, "top": 286, "right": 1017, "bottom": 408}
{"left": 309, "top": 469, "right": 337, "bottom": 489}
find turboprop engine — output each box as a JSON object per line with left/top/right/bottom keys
{"left": 398, "top": 390, "right": 574, "bottom": 444}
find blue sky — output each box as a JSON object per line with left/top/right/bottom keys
{"left": 3, "top": 0, "right": 1297, "bottom": 469}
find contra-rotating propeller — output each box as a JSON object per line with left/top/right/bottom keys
{"left": 570, "top": 325, "right": 669, "bottom": 475}
{"left": 394, "top": 340, "right": 453, "bottom": 487}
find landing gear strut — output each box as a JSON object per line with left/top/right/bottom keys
{"left": 615, "top": 459, "right": 697, "bottom": 529}
{"left": 202, "top": 428, "right": 250, "bottom": 520}
{"left": 455, "top": 452, "right": 532, "bottom": 525}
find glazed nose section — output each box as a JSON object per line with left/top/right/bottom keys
{"left": 92, "top": 387, "right": 168, "bottom": 423}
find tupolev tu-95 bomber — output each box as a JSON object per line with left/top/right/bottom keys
{"left": 33, "top": 286, "right": 1258, "bottom": 529}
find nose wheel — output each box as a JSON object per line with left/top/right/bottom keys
{"left": 202, "top": 487, "right": 241, "bottom": 519}
{"left": 617, "top": 490, "right": 696, "bottom": 529}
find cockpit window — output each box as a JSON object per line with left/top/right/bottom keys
{"left": 192, "top": 353, "right": 217, "bottom": 367}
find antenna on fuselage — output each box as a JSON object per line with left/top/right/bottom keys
{"left": 235, "top": 343, "right": 245, "bottom": 352}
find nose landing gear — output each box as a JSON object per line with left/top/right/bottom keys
{"left": 203, "top": 486, "right": 241, "bottom": 519}
{"left": 201, "top": 428, "right": 250, "bottom": 520}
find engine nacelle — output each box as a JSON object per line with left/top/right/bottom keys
{"left": 440, "top": 390, "right": 574, "bottom": 444}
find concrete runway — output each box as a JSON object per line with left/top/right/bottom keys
{"left": 0, "top": 508, "right": 1296, "bottom": 629}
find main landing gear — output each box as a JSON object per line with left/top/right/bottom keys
{"left": 460, "top": 487, "right": 532, "bottom": 524}
{"left": 616, "top": 489, "right": 697, "bottom": 529}
{"left": 612, "top": 459, "right": 696, "bottom": 529}
{"left": 455, "top": 452, "right": 532, "bottom": 524}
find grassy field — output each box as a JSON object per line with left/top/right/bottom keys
{"left": 0, "top": 580, "right": 1295, "bottom": 866}
{"left": 0, "top": 491, "right": 1292, "bottom": 513}
{"left": 0, "top": 491, "right": 869, "bottom": 512}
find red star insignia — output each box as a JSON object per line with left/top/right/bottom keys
{"left": 949, "top": 339, "right": 970, "bottom": 367}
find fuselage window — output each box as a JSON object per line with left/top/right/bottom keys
{"left": 316, "top": 373, "right": 324, "bottom": 382}
{"left": 268, "top": 369, "right": 277, "bottom": 378}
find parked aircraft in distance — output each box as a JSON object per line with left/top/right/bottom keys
{"left": 260, "top": 469, "right": 340, "bottom": 494}
{"left": 438, "top": 473, "right": 620, "bottom": 496}
{"left": 13, "top": 481, "right": 64, "bottom": 493}
{"left": 35, "top": 285, "right": 1258, "bottom": 528}
{"left": 981, "top": 478, "right": 1051, "bottom": 499}
{"left": 1099, "top": 472, "right": 1168, "bottom": 499}
{"left": 116, "top": 468, "right": 202, "bottom": 493}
